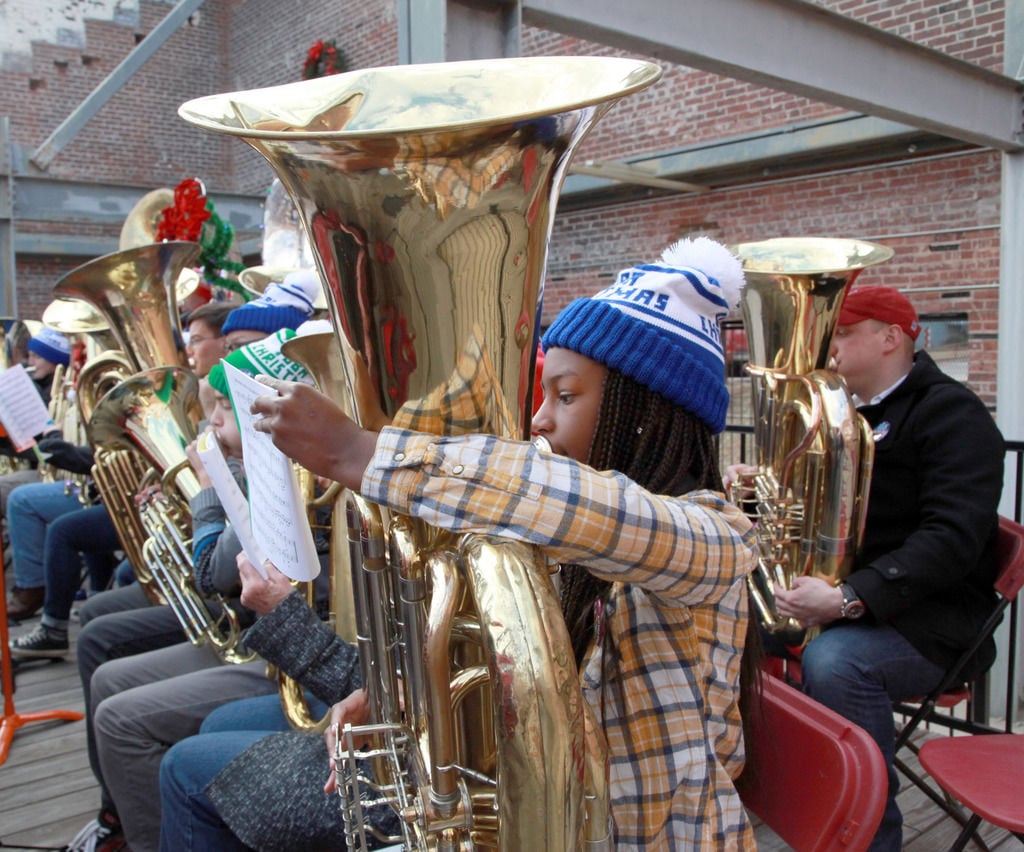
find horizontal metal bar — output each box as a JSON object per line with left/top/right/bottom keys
{"left": 524, "top": 0, "right": 1024, "bottom": 151}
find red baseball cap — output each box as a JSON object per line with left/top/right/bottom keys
{"left": 838, "top": 286, "right": 921, "bottom": 341}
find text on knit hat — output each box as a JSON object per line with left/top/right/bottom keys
{"left": 206, "top": 329, "right": 313, "bottom": 398}
{"left": 542, "top": 236, "right": 744, "bottom": 434}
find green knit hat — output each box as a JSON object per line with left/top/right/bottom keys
{"left": 207, "top": 329, "right": 311, "bottom": 398}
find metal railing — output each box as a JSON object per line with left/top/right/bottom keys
{"left": 721, "top": 426, "right": 1023, "bottom": 733}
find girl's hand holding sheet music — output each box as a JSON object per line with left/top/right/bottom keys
{"left": 250, "top": 376, "right": 377, "bottom": 491}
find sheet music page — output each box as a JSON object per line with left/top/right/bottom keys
{"left": 0, "top": 364, "right": 54, "bottom": 451}
{"left": 223, "top": 362, "right": 320, "bottom": 581}
{"left": 195, "top": 430, "right": 269, "bottom": 579}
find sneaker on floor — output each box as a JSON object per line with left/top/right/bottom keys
{"left": 63, "top": 808, "right": 125, "bottom": 852}
{"left": 9, "top": 623, "right": 69, "bottom": 659}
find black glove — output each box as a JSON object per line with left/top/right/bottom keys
{"left": 36, "top": 436, "right": 95, "bottom": 475}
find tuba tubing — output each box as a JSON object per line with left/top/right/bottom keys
{"left": 180, "top": 56, "right": 663, "bottom": 850}
{"left": 730, "top": 237, "right": 891, "bottom": 644}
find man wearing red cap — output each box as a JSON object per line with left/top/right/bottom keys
{"left": 772, "top": 285, "right": 1004, "bottom": 851}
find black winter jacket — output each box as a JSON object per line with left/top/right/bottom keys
{"left": 845, "top": 350, "right": 1004, "bottom": 678}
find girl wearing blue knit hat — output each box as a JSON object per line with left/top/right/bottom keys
{"left": 160, "top": 237, "right": 759, "bottom": 851}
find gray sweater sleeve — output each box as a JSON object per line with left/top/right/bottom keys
{"left": 190, "top": 457, "right": 246, "bottom": 597}
{"left": 242, "top": 590, "right": 362, "bottom": 706}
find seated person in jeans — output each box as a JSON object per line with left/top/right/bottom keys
{"left": 750, "top": 287, "right": 1005, "bottom": 851}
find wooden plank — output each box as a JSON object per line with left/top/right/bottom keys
{"left": 2, "top": 609, "right": 1020, "bottom": 850}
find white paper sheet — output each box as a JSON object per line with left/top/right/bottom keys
{"left": 0, "top": 364, "right": 54, "bottom": 451}
{"left": 223, "top": 362, "right": 320, "bottom": 581}
{"left": 195, "top": 430, "right": 269, "bottom": 579}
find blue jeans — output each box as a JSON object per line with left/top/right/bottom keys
{"left": 159, "top": 730, "right": 267, "bottom": 852}
{"left": 200, "top": 692, "right": 329, "bottom": 734}
{"left": 7, "top": 480, "right": 84, "bottom": 588}
{"left": 795, "top": 623, "right": 946, "bottom": 852}
{"left": 42, "top": 504, "right": 121, "bottom": 627}
{"left": 159, "top": 694, "right": 329, "bottom": 852}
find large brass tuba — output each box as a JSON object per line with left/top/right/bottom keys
{"left": 180, "top": 56, "right": 661, "bottom": 850}
{"left": 53, "top": 241, "right": 199, "bottom": 588}
{"left": 39, "top": 297, "right": 118, "bottom": 499}
{"left": 277, "top": 329, "right": 357, "bottom": 732}
{"left": 730, "top": 237, "right": 893, "bottom": 645}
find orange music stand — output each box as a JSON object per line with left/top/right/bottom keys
{"left": 0, "top": 538, "right": 83, "bottom": 765}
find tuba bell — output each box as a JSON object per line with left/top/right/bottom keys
{"left": 276, "top": 329, "right": 358, "bottom": 732}
{"left": 52, "top": 242, "right": 197, "bottom": 374}
{"left": 53, "top": 240, "right": 199, "bottom": 594}
{"left": 180, "top": 56, "right": 662, "bottom": 850}
{"left": 730, "top": 237, "right": 893, "bottom": 645}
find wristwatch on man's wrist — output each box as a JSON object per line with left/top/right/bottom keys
{"left": 838, "top": 583, "right": 866, "bottom": 620}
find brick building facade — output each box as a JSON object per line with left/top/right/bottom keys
{"left": 0, "top": 0, "right": 1010, "bottom": 409}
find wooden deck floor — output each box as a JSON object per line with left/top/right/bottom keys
{"left": 1, "top": 611, "right": 1022, "bottom": 851}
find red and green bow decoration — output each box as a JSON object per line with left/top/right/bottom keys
{"left": 302, "top": 39, "right": 346, "bottom": 79}
{"left": 156, "top": 178, "right": 247, "bottom": 297}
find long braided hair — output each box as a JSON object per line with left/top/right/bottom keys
{"left": 558, "top": 366, "right": 724, "bottom": 667}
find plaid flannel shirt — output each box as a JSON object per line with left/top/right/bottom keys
{"left": 362, "top": 426, "right": 758, "bottom": 850}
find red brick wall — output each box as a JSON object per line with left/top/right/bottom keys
{"left": 545, "top": 149, "right": 1003, "bottom": 403}
{"left": 2, "top": 0, "right": 1008, "bottom": 405}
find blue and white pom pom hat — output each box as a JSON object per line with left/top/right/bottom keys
{"left": 27, "top": 326, "right": 71, "bottom": 367}
{"left": 221, "top": 269, "right": 320, "bottom": 336}
{"left": 542, "top": 236, "right": 745, "bottom": 433}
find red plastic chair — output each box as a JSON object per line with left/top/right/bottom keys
{"left": 738, "top": 674, "right": 886, "bottom": 851}
{"left": 893, "top": 516, "right": 1024, "bottom": 819}
{"left": 917, "top": 733, "right": 1024, "bottom": 851}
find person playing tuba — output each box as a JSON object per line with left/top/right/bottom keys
{"left": 760, "top": 286, "right": 1004, "bottom": 851}
{"left": 158, "top": 237, "right": 762, "bottom": 851}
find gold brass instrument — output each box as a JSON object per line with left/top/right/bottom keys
{"left": 119, "top": 188, "right": 174, "bottom": 251}
{"left": 39, "top": 299, "right": 119, "bottom": 500}
{"left": 88, "top": 366, "right": 254, "bottom": 662}
{"left": 730, "top": 237, "right": 894, "bottom": 645}
{"left": 52, "top": 240, "right": 250, "bottom": 660}
{"left": 52, "top": 242, "right": 197, "bottom": 374}
{"left": 277, "top": 329, "right": 356, "bottom": 732}
{"left": 181, "top": 56, "right": 661, "bottom": 851}
{"left": 53, "top": 240, "right": 198, "bottom": 595}
{"left": 42, "top": 297, "right": 120, "bottom": 356}
{"left": 239, "top": 265, "right": 328, "bottom": 313}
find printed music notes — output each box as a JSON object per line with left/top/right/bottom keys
{"left": 195, "top": 430, "right": 270, "bottom": 580}
{"left": 222, "top": 362, "right": 320, "bottom": 582}
{"left": 0, "top": 365, "right": 54, "bottom": 451}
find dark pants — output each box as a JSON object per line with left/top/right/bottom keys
{"left": 41, "top": 504, "right": 122, "bottom": 625}
{"left": 766, "top": 623, "right": 945, "bottom": 851}
{"left": 76, "top": 584, "right": 189, "bottom": 813}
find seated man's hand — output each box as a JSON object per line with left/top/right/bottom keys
{"left": 774, "top": 576, "right": 844, "bottom": 628}
{"left": 722, "top": 462, "right": 758, "bottom": 494}
{"left": 237, "top": 553, "right": 293, "bottom": 614}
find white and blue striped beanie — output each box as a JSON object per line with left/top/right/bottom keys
{"left": 542, "top": 237, "right": 744, "bottom": 433}
{"left": 28, "top": 326, "right": 71, "bottom": 367}
{"left": 221, "top": 270, "right": 320, "bottom": 336}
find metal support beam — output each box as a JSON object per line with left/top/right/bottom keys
{"left": 0, "top": 117, "right": 15, "bottom": 316}
{"left": 522, "top": 0, "right": 1024, "bottom": 152}
{"left": 398, "top": 0, "right": 520, "bottom": 64}
{"left": 11, "top": 176, "right": 264, "bottom": 232}
{"left": 30, "top": 0, "right": 207, "bottom": 169}
{"left": 998, "top": 2, "right": 1024, "bottom": 493}
{"left": 561, "top": 113, "right": 951, "bottom": 199}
